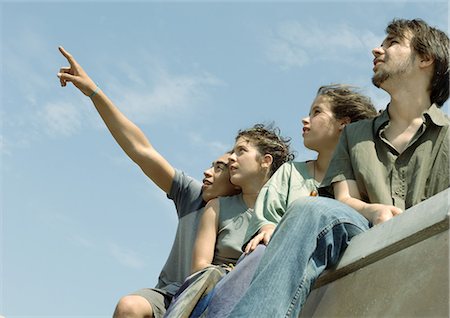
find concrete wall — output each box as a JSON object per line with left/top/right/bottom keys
{"left": 300, "top": 189, "right": 449, "bottom": 318}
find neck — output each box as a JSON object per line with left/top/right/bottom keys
{"left": 383, "top": 77, "right": 432, "bottom": 121}
{"left": 240, "top": 175, "right": 269, "bottom": 209}
{"left": 310, "top": 150, "right": 333, "bottom": 183}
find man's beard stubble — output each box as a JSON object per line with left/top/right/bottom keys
{"left": 371, "top": 53, "right": 416, "bottom": 88}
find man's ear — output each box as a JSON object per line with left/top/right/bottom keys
{"left": 419, "top": 54, "right": 435, "bottom": 69}
{"left": 261, "top": 154, "right": 274, "bottom": 169}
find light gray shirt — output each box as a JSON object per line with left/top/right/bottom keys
{"left": 155, "top": 170, "right": 205, "bottom": 295}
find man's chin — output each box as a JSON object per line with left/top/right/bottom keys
{"left": 372, "top": 72, "right": 388, "bottom": 88}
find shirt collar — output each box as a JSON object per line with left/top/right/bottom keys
{"left": 374, "top": 103, "right": 449, "bottom": 134}
{"left": 423, "top": 104, "right": 449, "bottom": 127}
{"left": 373, "top": 106, "right": 390, "bottom": 133}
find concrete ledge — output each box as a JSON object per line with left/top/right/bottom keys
{"left": 302, "top": 231, "right": 449, "bottom": 317}
{"left": 314, "top": 188, "right": 450, "bottom": 288}
{"left": 301, "top": 188, "right": 450, "bottom": 318}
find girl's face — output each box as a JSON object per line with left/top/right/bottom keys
{"left": 301, "top": 95, "right": 344, "bottom": 152}
{"left": 228, "top": 137, "right": 266, "bottom": 187}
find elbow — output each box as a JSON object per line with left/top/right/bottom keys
{"left": 191, "top": 261, "right": 210, "bottom": 274}
{"left": 336, "top": 194, "right": 351, "bottom": 204}
{"left": 130, "top": 145, "right": 154, "bottom": 166}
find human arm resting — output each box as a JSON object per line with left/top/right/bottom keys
{"left": 191, "top": 199, "right": 219, "bottom": 273}
{"left": 57, "top": 46, "right": 175, "bottom": 193}
{"left": 244, "top": 223, "right": 275, "bottom": 254}
{"left": 333, "top": 180, "right": 402, "bottom": 225}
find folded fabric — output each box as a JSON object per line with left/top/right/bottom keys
{"left": 164, "top": 265, "right": 231, "bottom": 318}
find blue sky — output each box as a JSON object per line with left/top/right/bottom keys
{"left": 1, "top": 1, "right": 448, "bottom": 317}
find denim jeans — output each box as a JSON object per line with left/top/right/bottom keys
{"left": 204, "top": 245, "right": 266, "bottom": 317}
{"left": 227, "top": 196, "right": 369, "bottom": 318}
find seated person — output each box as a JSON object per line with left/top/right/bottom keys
{"left": 224, "top": 18, "right": 449, "bottom": 318}
{"left": 202, "top": 84, "right": 377, "bottom": 317}
{"left": 57, "top": 47, "right": 240, "bottom": 318}
{"left": 164, "top": 124, "right": 294, "bottom": 317}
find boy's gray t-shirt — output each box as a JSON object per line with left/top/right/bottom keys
{"left": 155, "top": 169, "right": 205, "bottom": 295}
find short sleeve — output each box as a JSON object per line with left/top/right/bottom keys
{"left": 168, "top": 169, "right": 204, "bottom": 218}
{"left": 243, "top": 163, "right": 292, "bottom": 245}
{"left": 321, "top": 127, "right": 356, "bottom": 192}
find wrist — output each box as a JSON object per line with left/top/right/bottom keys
{"left": 88, "top": 85, "right": 100, "bottom": 98}
{"left": 260, "top": 223, "right": 275, "bottom": 233}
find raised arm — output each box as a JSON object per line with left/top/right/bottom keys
{"left": 191, "top": 198, "right": 219, "bottom": 273}
{"left": 333, "top": 180, "right": 403, "bottom": 225}
{"left": 57, "top": 46, "right": 175, "bottom": 194}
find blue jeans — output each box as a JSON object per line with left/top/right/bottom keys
{"left": 204, "top": 245, "right": 266, "bottom": 317}
{"left": 227, "top": 196, "right": 369, "bottom": 318}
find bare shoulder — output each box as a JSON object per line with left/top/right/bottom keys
{"left": 205, "top": 198, "right": 220, "bottom": 210}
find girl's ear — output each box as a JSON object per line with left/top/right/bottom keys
{"left": 261, "top": 154, "right": 274, "bottom": 169}
{"left": 338, "top": 117, "right": 351, "bottom": 130}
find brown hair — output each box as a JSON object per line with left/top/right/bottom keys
{"left": 317, "top": 84, "right": 377, "bottom": 121}
{"left": 385, "top": 18, "right": 449, "bottom": 107}
{"left": 235, "top": 123, "right": 294, "bottom": 177}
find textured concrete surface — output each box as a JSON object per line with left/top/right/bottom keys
{"left": 300, "top": 189, "right": 449, "bottom": 318}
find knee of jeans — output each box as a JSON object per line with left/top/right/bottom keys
{"left": 253, "top": 244, "right": 266, "bottom": 255}
{"left": 286, "top": 196, "right": 336, "bottom": 218}
{"left": 285, "top": 196, "right": 365, "bottom": 226}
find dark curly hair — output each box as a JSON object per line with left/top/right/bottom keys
{"left": 235, "top": 123, "right": 294, "bottom": 177}
{"left": 317, "top": 84, "right": 378, "bottom": 121}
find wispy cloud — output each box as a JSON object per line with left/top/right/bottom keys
{"left": 0, "top": 134, "right": 11, "bottom": 157}
{"left": 264, "top": 21, "right": 382, "bottom": 70}
{"left": 107, "top": 63, "right": 224, "bottom": 125}
{"left": 188, "top": 132, "right": 231, "bottom": 155}
{"left": 39, "top": 101, "right": 83, "bottom": 137}
{"left": 67, "top": 234, "right": 95, "bottom": 249}
{"left": 108, "top": 243, "right": 145, "bottom": 269}
{"left": 3, "top": 26, "right": 224, "bottom": 148}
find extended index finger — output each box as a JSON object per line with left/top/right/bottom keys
{"left": 58, "top": 46, "right": 77, "bottom": 66}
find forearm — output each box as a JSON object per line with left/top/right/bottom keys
{"left": 339, "top": 196, "right": 368, "bottom": 217}
{"left": 91, "top": 90, "right": 153, "bottom": 164}
{"left": 57, "top": 47, "right": 175, "bottom": 193}
{"left": 339, "top": 196, "right": 402, "bottom": 225}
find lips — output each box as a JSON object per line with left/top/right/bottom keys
{"left": 302, "top": 127, "right": 310, "bottom": 135}
{"left": 229, "top": 165, "right": 238, "bottom": 174}
{"left": 373, "top": 59, "right": 384, "bottom": 70}
{"left": 373, "top": 58, "right": 383, "bottom": 65}
{"left": 202, "top": 179, "right": 212, "bottom": 186}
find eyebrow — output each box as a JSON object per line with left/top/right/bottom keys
{"left": 382, "top": 35, "right": 399, "bottom": 46}
{"left": 310, "top": 105, "right": 321, "bottom": 113}
{"left": 213, "top": 160, "right": 228, "bottom": 167}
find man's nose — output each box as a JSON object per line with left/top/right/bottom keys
{"left": 372, "top": 46, "right": 383, "bottom": 57}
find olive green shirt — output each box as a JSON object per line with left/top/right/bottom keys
{"left": 213, "top": 194, "right": 253, "bottom": 266}
{"left": 321, "top": 104, "right": 449, "bottom": 211}
{"left": 244, "top": 161, "right": 318, "bottom": 246}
